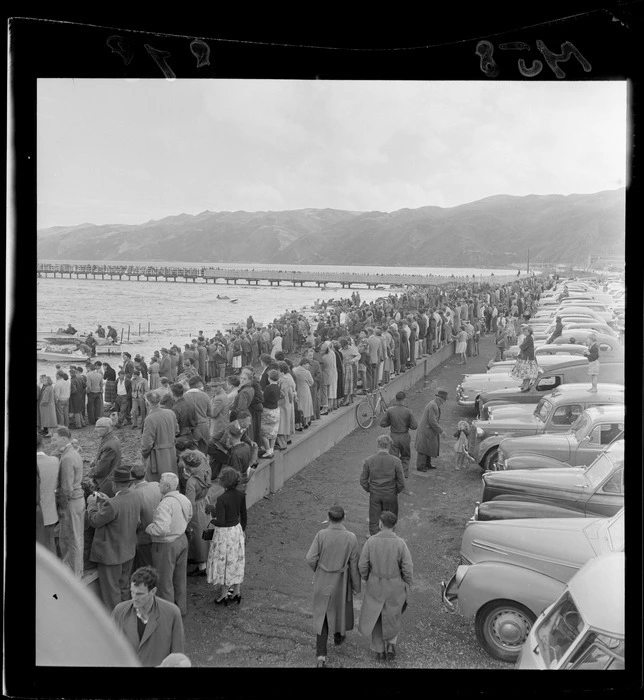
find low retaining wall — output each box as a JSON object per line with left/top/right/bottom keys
{"left": 245, "top": 341, "right": 455, "bottom": 508}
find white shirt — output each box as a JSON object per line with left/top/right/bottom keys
{"left": 117, "top": 378, "right": 128, "bottom": 396}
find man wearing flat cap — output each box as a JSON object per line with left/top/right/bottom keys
{"left": 306, "top": 505, "right": 361, "bottom": 668}
{"left": 415, "top": 389, "right": 448, "bottom": 471}
{"left": 87, "top": 464, "right": 144, "bottom": 611}
{"left": 88, "top": 417, "right": 122, "bottom": 498}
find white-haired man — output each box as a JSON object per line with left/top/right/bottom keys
{"left": 145, "top": 472, "right": 193, "bottom": 616}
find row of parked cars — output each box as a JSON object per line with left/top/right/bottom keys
{"left": 442, "top": 276, "right": 625, "bottom": 669}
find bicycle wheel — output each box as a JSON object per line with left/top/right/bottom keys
{"left": 355, "top": 399, "right": 374, "bottom": 429}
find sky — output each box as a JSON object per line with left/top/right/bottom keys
{"left": 36, "top": 79, "right": 628, "bottom": 229}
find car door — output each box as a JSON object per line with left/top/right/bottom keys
{"left": 585, "top": 468, "right": 624, "bottom": 517}
{"left": 574, "top": 423, "right": 624, "bottom": 466}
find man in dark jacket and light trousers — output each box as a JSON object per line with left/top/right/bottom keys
{"left": 360, "top": 435, "right": 405, "bottom": 536}
{"left": 306, "top": 505, "right": 361, "bottom": 668}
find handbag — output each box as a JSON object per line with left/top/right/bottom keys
{"left": 202, "top": 528, "right": 215, "bottom": 541}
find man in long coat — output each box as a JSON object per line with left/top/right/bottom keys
{"left": 88, "top": 417, "right": 122, "bottom": 497}
{"left": 306, "top": 505, "right": 361, "bottom": 668}
{"left": 141, "top": 391, "right": 179, "bottom": 482}
{"left": 414, "top": 389, "right": 448, "bottom": 471}
{"left": 358, "top": 510, "right": 413, "bottom": 662}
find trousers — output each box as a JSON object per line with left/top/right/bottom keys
{"left": 115, "top": 394, "right": 130, "bottom": 425}
{"left": 389, "top": 433, "right": 411, "bottom": 478}
{"left": 131, "top": 397, "right": 147, "bottom": 428}
{"left": 55, "top": 399, "right": 69, "bottom": 427}
{"left": 368, "top": 493, "right": 399, "bottom": 536}
{"left": 87, "top": 392, "right": 104, "bottom": 425}
{"left": 134, "top": 542, "right": 153, "bottom": 570}
{"left": 152, "top": 534, "right": 188, "bottom": 615}
{"left": 59, "top": 495, "right": 85, "bottom": 578}
{"left": 370, "top": 614, "right": 399, "bottom": 652}
{"left": 316, "top": 615, "right": 345, "bottom": 657}
{"left": 97, "top": 558, "right": 134, "bottom": 611}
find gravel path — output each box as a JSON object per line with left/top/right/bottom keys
{"left": 178, "top": 332, "right": 508, "bottom": 669}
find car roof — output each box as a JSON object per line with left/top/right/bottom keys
{"left": 581, "top": 404, "right": 625, "bottom": 420}
{"left": 567, "top": 553, "right": 624, "bottom": 635}
{"left": 546, "top": 383, "right": 625, "bottom": 402}
{"left": 535, "top": 345, "right": 587, "bottom": 354}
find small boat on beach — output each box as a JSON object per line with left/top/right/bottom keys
{"left": 230, "top": 299, "right": 239, "bottom": 303}
{"left": 36, "top": 332, "right": 81, "bottom": 344}
{"left": 37, "top": 345, "right": 92, "bottom": 363}
{"left": 216, "top": 294, "right": 230, "bottom": 300}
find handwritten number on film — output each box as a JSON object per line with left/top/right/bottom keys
{"left": 476, "top": 40, "right": 591, "bottom": 78}
{"left": 107, "top": 36, "right": 211, "bottom": 77}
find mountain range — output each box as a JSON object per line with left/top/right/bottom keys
{"left": 37, "top": 189, "right": 625, "bottom": 267}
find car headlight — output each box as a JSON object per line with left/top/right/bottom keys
{"left": 476, "top": 427, "right": 485, "bottom": 438}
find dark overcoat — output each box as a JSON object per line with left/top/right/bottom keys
{"left": 414, "top": 398, "right": 444, "bottom": 457}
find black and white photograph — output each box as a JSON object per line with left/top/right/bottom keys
{"left": 7, "top": 8, "right": 640, "bottom": 695}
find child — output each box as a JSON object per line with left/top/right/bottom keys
{"left": 455, "top": 325, "right": 468, "bottom": 365}
{"left": 453, "top": 420, "right": 471, "bottom": 471}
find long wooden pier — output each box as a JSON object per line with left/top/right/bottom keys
{"left": 36, "top": 262, "right": 521, "bottom": 288}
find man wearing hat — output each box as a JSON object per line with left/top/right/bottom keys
{"left": 306, "top": 505, "right": 361, "bottom": 668}
{"left": 546, "top": 316, "right": 564, "bottom": 345}
{"left": 141, "top": 390, "right": 180, "bottom": 483}
{"left": 415, "top": 389, "right": 448, "bottom": 471}
{"left": 379, "top": 392, "right": 418, "bottom": 478}
{"left": 88, "top": 417, "right": 122, "bottom": 498}
{"left": 87, "top": 464, "right": 144, "bottom": 611}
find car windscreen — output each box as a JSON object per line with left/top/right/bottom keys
{"left": 573, "top": 413, "right": 592, "bottom": 441}
{"left": 584, "top": 452, "right": 616, "bottom": 488}
{"left": 536, "top": 592, "right": 584, "bottom": 667}
{"left": 534, "top": 399, "right": 551, "bottom": 422}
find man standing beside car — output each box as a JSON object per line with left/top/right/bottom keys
{"left": 415, "top": 389, "right": 448, "bottom": 471}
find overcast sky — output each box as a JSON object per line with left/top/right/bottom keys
{"left": 36, "top": 79, "right": 627, "bottom": 229}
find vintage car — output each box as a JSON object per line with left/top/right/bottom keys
{"left": 533, "top": 320, "right": 620, "bottom": 344}
{"left": 440, "top": 509, "right": 624, "bottom": 661}
{"left": 475, "top": 359, "right": 624, "bottom": 418}
{"left": 456, "top": 357, "right": 585, "bottom": 409}
{"left": 503, "top": 331, "right": 622, "bottom": 360}
{"left": 517, "top": 552, "right": 624, "bottom": 670}
{"left": 487, "top": 354, "right": 580, "bottom": 374}
{"left": 474, "top": 440, "right": 624, "bottom": 521}
{"left": 494, "top": 405, "right": 624, "bottom": 470}
{"left": 469, "top": 384, "right": 625, "bottom": 470}
{"left": 556, "top": 301, "right": 615, "bottom": 323}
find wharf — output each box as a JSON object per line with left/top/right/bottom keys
{"left": 36, "top": 262, "right": 520, "bottom": 288}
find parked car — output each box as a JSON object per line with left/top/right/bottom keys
{"left": 440, "top": 509, "right": 624, "bottom": 661}
{"left": 487, "top": 340, "right": 623, "bottom": 372}
{"left": 474, "top": 440, "right": 624, "bottom": 521}
{"left": 487, "top": 354, "right": 581, "bottom": 374}
{"left": 534, "top": 321, "right": 620, "bottom": 344}
{"left": 469, "top": 384, "right": 625, "bottom": 470}
{"left": 516, "top": 552, "right": 624, "bottom": 670}
{"left": 505, "top": 331, "right": 622, "bottom": 360}
{"left": 495, "top": 405, "right": 624, "bottom": 471}
{"left": 456, "top": 357, "right": 588, "bottom": 409}
{"left": 475, "top": 359, "right": 624, "bottom": 418}
{"left": 555, "top": 303, "right": 614, "bottom": 323}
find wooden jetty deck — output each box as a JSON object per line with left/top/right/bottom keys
{"left": 36, "top": 262, "right": 521, "bottom": 287}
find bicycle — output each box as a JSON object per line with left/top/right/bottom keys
{"left": 355, "top": 388, "right": 389, "bottom": 429}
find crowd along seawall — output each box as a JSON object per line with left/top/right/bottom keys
{"left": 244, "top": 340, "right": 455, "bottom": 509}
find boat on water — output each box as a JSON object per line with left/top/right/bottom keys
{"left": 37, "top": 331, "right": 127, "bottom": 349}
{"left": 37, "top": 345, "right": 92, "bottom": 363}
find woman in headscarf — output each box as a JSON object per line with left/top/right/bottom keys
{"left": 180, "top": 449, "right": 215, "bottom": 578}
{"left": 292, "top": 358, "right": 314, "bottom": 429}
{"left": 510, "top": 325, "right": 538, "bottom": 391}
{"left": 276, "top": 361, "right": 296, "bottom": 449}
{"left": 39, "top": 376, "right": 57, "bottom": 437}
{"left": 320, "top": 341, "right": 338, "bottom": 412}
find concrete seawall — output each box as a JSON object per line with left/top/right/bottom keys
{"left": 244, "top": 340, "right": 456, "bottom": 508}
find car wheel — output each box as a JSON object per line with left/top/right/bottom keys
{"left": 475, "top": 599, "right": 536, "bottom": 663}
{"left": 483, "top": 448, "right": 499, "bottom": 472}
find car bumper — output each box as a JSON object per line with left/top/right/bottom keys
{"left": 440, "top": 573, "right": 459, "bottom": 613}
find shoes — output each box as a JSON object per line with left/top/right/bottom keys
{"left": 228, "top": 593, "right": 242, "bottom": 605}
{"left": 316, "top": 658, "right": 327, "bottom": 668}
{"left": 187, "top": 568, "right": 207, "bottom": 577}
{"left": 213, "top": 596, "right": 229, "bottom": 606}
{"left": 416, "top": 468, "right": 429, "bottom": 473}
{"left": 386, "top": 643, "right": 396, "bottom": 659}
{"left": 261, "top": 452, "right": 274, "bottom": 458}
{"left": 376, "top": 652, "right": 386, "bottom": 661}
{"left": 333, "top": 634, "right": 345, "bottom": 646}
{"left": 287, "top": 440, "right": 292, "bottom": 444}
{"left": 427, "top": 465, "right": 437, "bottom": 470}
{"left": 295, "top": 427, "right": 303, "bottom": 432}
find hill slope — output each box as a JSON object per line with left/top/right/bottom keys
{"left": 37, "top": 190, "right": 625, "bottom": 266}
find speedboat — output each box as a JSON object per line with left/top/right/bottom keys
{"left": 37, "top": 344, "right": 91, "bottom": 362}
